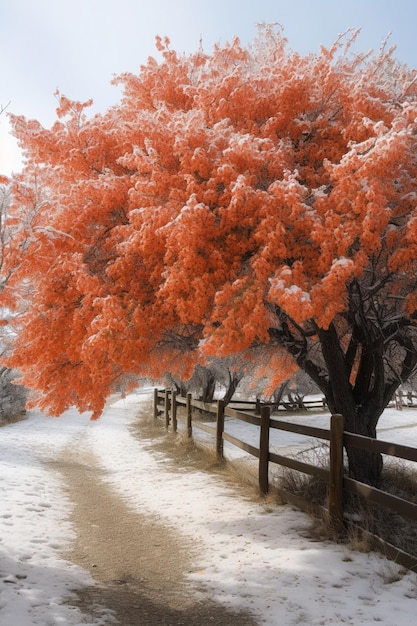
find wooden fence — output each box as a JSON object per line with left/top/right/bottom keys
{"left": 154, "top": 388, "right": 417, "bottom": 571}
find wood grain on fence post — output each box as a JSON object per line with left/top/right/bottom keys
{"left": 259, "top": 406, "right": 271, "bottom": 495}
{"left": 216, "top": 399, "right": 225, "bottom": 461}
{"left": 186, "top": 392, "right": 192, "bottom": 438}
{"left": 172, "top": 390, "right": 177, "bottom": 433}
{"left": 329, "top": 413, "right": 345, "bottom": 527}
{"left": 164, "top": 389, "right": 170, "bottom": 429}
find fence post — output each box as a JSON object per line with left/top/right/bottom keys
{"left": 164, "top": 389, "right": 170, "bottom": 429}
{"left": 172, "top": 390, "right": 177, "bottom": 433}
{"left": 329, "top": 413, "right": 345, "bottom": 527}
{"left": 259, "top": 406, "right": 271, "bottom": 496}
{"left": 216, "top": 399, "right": 225, "bottom": 461}
{"left": 153, "top": 388, "right": 158, "bottom": 419}
{"left": 186, "top": 392, "right": 192, "bottom": 438}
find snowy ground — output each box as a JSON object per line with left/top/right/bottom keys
{"left": 0, "top": 390, "right": 417, "bottom": 625}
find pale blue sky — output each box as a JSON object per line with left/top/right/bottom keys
{"left": 1, "top": 0, "right": 417, "bottom": 174}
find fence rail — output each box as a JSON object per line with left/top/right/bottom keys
{"left": 154, "top": 388, "right": 417, "bottom": 571}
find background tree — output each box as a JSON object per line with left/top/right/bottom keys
{"left": 0, "top": 366, "right": 26, "bottom": 423}
{"left": 0, "top": 184, "right": 28, "bottom": 421}
{"left": 166, "top": 355, "right": 250, "bottom": 405}
{"left": 5, "top": 26, "right": 417, "bottom": 484}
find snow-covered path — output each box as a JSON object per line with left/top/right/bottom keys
{"left": 0, "top": 391, "right": 417, "bottom": 625}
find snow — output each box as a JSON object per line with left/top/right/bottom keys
{"left": 331, "top": 257, "right": 353, "bottom": 269}
{"left": 0, "top": 391, "right": 417, "bottom": 625}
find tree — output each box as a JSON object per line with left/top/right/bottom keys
{"left": 0, "top": 183, "right": 28, "bottom": 422}
{"left": 0, "top": 366, "right": 26, "bottom": 423}
{"left": 5, "top": 26, "right": 417, "bottom": 484}
{"left": 166, "top": 356, "right": 250, "bottom": 405}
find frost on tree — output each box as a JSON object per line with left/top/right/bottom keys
{"left": 5, "top": 26, "right": 417, "bottom": 484}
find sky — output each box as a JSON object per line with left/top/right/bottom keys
{"left": 0, "top": 390, "right": 416, "bottom": 624}
{"left": 1, "top": 0, "right": 417, "bottom": 175}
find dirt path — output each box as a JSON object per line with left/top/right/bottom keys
{"left": 54, "top": 446, "right": 258, "bottom": 626}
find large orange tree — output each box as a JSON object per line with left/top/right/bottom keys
{"left": 5, "top": 26, "right": 417, "bottom": 483}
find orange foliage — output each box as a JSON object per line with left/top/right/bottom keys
{"left": 4, "top": 25, "right": 417, "bottom": 417}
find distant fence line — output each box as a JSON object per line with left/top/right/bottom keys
{"left": 391, "top": 389, "right": 417, "bottom": 409}
{"left": 154, "top": 388, "right": 417, "bottom": 572}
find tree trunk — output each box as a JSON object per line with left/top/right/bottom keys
{"left": 273, "top": 317, "right": 396, "bottom": 487}
{"left": 222, "top": 372, "right": 242, "bottom": 406}
{"left": 271, "top": 382, "right": 288, "bottom": 411}
{"left": 342, "top": 404, "right": 384, "bottom": 486}
{"left": 344, "top": 445, "right": 383, "bottom": 486}
{"left": 201, "top": 372, "right": 216, "bottom": 403}
{"left": 315, "top": 325, "right": 385, "bottom": 486}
